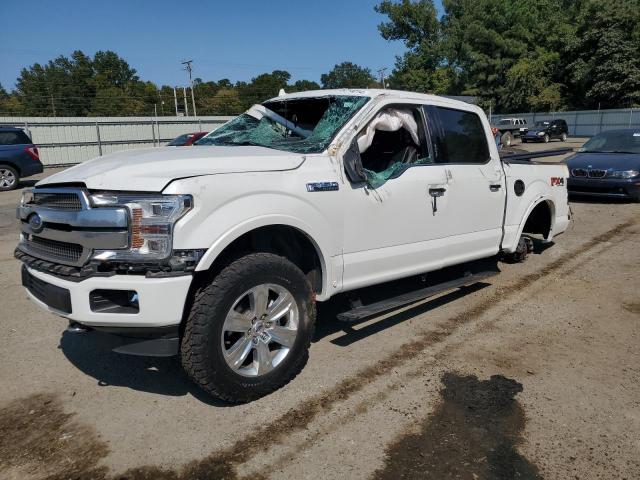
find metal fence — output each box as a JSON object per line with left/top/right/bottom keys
{"left": 492, "top": 107, "right": 639, "bottom": 137}
{"left": 0, "top": 116, "right": 233, "bottom": 166}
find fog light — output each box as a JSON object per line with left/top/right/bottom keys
{"left": 90, "top": 290, "right": 139, "bottom": 314}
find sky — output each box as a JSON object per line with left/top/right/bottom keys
{"left": 0, "top": 0, "right": 445, "bottom": 91}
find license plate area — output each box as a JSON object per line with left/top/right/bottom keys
{"left": 22, "top": 266, "right": 72, "bottom": 314}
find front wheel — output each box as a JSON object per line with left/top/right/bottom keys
{"left": 0, "top": 165, "right": 19, "bottom": 191}
{"left": 543, "top": 134, "right": 550, "bottom": 143}
{"left": 180, "top": 252, "right": 316, "bottom": 403}
{"left": 502, "top": 131, "right": 513, "bottom": 147}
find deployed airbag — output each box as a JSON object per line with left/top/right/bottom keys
{"left": 357, "top": 109, "right": 420, "bottom": 153}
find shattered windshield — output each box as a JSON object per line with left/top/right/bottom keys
{"left": 197, "top": 95, "right": 370, "bottom": 154}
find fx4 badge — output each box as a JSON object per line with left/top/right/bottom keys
{"left": 550, "top": 177, "right": 565, "bottom": 186}
{"left": 306, "top": 182, "right": 339, "bottom": 192}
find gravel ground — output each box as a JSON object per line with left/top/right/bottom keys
{"left": 0, "top": 139, "right": 638, "bottom": 480}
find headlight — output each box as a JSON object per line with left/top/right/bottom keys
{"left": 607, "top": 170, "right": 639, "bottom": 179}
{"left": 91, "top": 193, "right": 192, "bottom": 262}
{"left": 537, "top": 131, "right": 545, "bottom": 136}
{"left": 21, "top": 189, "right": 34, "bottom": 205}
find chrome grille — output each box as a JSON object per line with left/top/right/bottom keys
{"left": 33, "top": 192, "right": 82, "bottom": 211}
{"left": 571, "top": 168, "right": 587, "bottom": 177}
{"left": 588, "top": 169, "right": 607, "bottom": 178}
{"left": 24, "top": 236, "right": 83, "bottom": 263}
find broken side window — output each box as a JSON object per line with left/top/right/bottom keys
{"left": 196, "top": 95, "right": 370, "bottom": 154}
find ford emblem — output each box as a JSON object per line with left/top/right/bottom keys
{"left": 28, "top": 213, "right": 44, "bottom": 233}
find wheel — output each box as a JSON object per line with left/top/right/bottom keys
{"left": 503, "top": 236, "right": 533, "bottom": 263}
{"left": 543, "top": 134, "right": 550, "bottom": 143}
{"left": 0, "top": 165, "right": 19, "bottom": 191}
{"left": 180, "top": 252, "right": 316, "bottom": 403}
{"left": 560, "top": 133, "right": 567, "bottom": 142}
{"left": 502, "top": 131, "right": 512, "bottom": 147}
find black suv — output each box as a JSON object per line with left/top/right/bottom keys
{"left": 522, "top": 119, "right": 568, "bottom": 143}
{"left": 0, "top": 127, "right": 43, "bottom": 191}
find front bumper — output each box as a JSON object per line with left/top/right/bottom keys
{"left": 567, "top": 177, "right": 640, "bottom": 199}
{"left": 21, "top": 265, "right": 192, "bottom": 328}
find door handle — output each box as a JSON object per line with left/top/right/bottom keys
{"left": 489, "top": 184, "right": 502, "bottom": 192}
{"left": 428, "top": 187, "right": 446, "bottom": 214}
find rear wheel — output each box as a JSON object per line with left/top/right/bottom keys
{"left": 502, "top": 131, "right": 513, "bottom": 147}
{"left": 503, "top": 236, "right": 533, "bottom": 263}
{"left": 0, "top": 165, "right": 19, "bottom": 191}
{"left": 180, "top": 252, "right": 316, "bottom": 403}
{"left": 560, "top": 132, "right": 568, "bottom": 142}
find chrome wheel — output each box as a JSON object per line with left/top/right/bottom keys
{"left": 0, "top": 168, "right": 16, "bottom": 189}
{"left": 221, "top": 283, "right": 299, "bottom": 377}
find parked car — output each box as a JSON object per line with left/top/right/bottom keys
{"left": 0, "top": 127, "right": 43, "bottom": 191}
{"left": 567, "top": 129, "right": 640, "bottom": 201}
{"left": 16, "top": 89, "right": 570, "bottom": 402}
{"left": 167, "top": 131, "right": 208, "bottom": 146}
{"left": 522, "top": 119, "right": 568, "bottom": 143}
{"left": 493, "top": 118, "right": 528, "bottom": 147}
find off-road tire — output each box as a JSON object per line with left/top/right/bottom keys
{"left": 0, "top": 165, "right": 19, "bottom": 192}
{"left": 180, "top": 252, "right": 316, "bottom": 403}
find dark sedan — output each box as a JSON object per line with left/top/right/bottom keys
{"left": 522, "top": 119, "right": 568, "bottom": 143}
{"left": 567, "top": 129, "right": 640, "bottom": 201}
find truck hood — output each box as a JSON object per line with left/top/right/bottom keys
{"left": 38, "top": 146, "right": 305, "bottom": 192}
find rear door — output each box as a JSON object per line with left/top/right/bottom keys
{"left": 425, "top": 106, "right": 505, "bottom": 266}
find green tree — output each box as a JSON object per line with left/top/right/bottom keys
{"left": 320, "top": 62, "right": 376, "bottom": 89}
{"left": 376, "top": 0, "right": 445, "bottom": 92}
{"left": 289, "top": 79, "right": 321, "bottom": 92}
{"left": 566, "top": 0, "right": 640, "bottom": 108}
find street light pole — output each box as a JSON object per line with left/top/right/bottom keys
{"left": 377, "top": 68, "right": 388, "bottom": 89}
{"left": 182, "top": 59, "right": 197, "bottom": 117}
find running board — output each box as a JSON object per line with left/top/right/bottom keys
{"left": 336, "top": 269, "right": 499, "bottom": 322}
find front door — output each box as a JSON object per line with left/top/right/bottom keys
{"left": 340, "top": 104, "right": 451, "bottom": 291}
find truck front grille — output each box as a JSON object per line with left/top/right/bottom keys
{"left": 33, "top": 192, "right": 83, "bottom": 211}
{"left": 25, "top": 236, "right": 83, "bottom": 263}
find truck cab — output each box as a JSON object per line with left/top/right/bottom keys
{"left": 16, "top": 89, "right": 570, "bottom": 402}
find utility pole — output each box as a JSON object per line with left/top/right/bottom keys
{"left": 377, "top": 68, "right": 388, "bottom": 89}
{"left": 173, "top": 87, "right": 179, "bottom": 116}
{"left": 182, "top": 59, "right": 197, "bottom": 117}
{"left": 183, "top": 87, "right": 189, "bottom": 117}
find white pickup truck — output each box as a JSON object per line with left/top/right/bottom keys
{"left": 16, "top": 89, "right": 570, "bottom": 402}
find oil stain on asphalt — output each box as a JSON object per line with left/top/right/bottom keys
{"left": 372, "top": 373, "right": 541, "bottom": 480}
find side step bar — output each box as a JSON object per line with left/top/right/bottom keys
{"left": 336, "top": 268, "right": 499, "bottom": 322}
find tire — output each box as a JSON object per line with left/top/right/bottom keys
{"left": 502, "top": 131, "right": 512, "bottom": 147}
{"left": 181, "top": 252, "right": 316, "bottom": 403}
{"left": 560, "top": 133, "right": 567, "bottom": 142}
{"left": 0, "top": 165, "right": 19, "bottom": 192}
{"left": 543, "top": 134, "right": 550, "bottom": 143}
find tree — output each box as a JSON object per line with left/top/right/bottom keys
{"left": 202, "top": 88, "right": 244, "bottom": 115}
{"left": 376, "top": 0, "right": 446, "bottom": 92}
{"left": 320, "top": 62, "right": 376, "bottom": 89}
{"left": 289, "top": 79, "right": 321, "bottom": 92}
{"left": 566, "top": 0, "right": 640, "bottom": 108}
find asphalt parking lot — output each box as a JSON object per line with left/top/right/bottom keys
{"left": 1, "top": 138, "right": 639, "bottom": 480}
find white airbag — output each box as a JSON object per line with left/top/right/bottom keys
{"left": 357, "top": 109, "right": 420, "bottom": 153}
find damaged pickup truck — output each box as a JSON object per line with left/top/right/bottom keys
{"left": 16, "top": 89, "right": 570, "bottom": 402}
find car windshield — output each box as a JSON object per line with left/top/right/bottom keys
{"left": 197, "top": 95, "right": 370, "bottom": 154}
{"left": 535, "top": 121, "right": 550, "bottom": 127}
{"left": 579, "top": 130, "right": 640, "bottom": 154}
